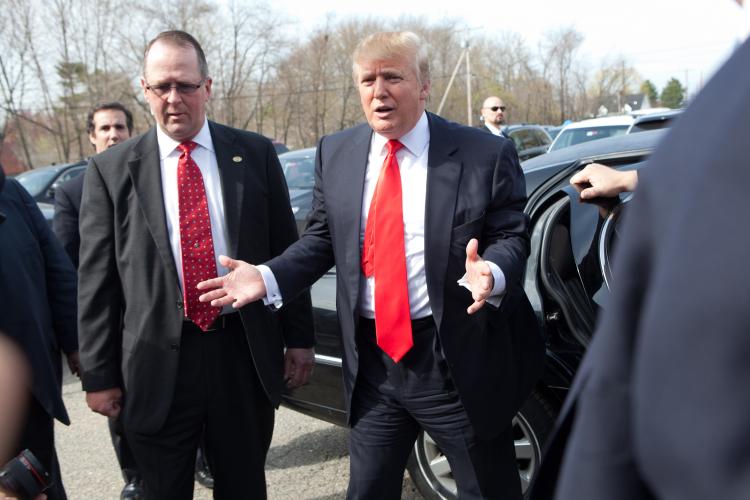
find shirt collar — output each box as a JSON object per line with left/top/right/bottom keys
{"left": 371, "top": 111, "right": 429, "bottom": 157}
{"left": 156, "top": 118, "right": 214, "bottom": 159}
{"left": 484, "top": 123, "right": 502, "bottom": 135}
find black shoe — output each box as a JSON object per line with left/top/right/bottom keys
{"left": 120, "top": 477, "right": 144, "bottom": 499}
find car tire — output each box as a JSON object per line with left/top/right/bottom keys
{"left": 406, "top": 388, "right": 557, "bottom": 499}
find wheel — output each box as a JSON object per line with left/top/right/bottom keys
{"left": 194, "top": 441, "right": 214, "bottom": 489}
{"left": 406, "top": 388, "right": 557, "bottom": 499}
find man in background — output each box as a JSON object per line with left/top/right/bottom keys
{"left": 53, "top": 102, "right": 142, "bottom": 499}
{"left": 479, "top": 95, "right": 508, "bottom": 137}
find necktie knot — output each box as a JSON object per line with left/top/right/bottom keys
{"left": 386, "top": 139, "right": 403, "bottom": 157}
{"left": 178, "top": 141, "right": 198, "bottom": 155}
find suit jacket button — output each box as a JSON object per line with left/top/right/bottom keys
{"left": 170, "top": 344, "right": 179, "bottom": 351}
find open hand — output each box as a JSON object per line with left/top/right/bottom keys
{"left": 197, "top": 255, "right": 267, "bottom": 309}
{"left": 465, "top": 238, "right": 494, "bottom": 314}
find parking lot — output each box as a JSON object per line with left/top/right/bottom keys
{"left": 56, "top": 372, "right": 422, "bottom": 499}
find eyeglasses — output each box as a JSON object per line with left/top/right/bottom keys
{"left": 487, "top": 106, "right": 506, "bottom": 112}
{"left": 145, "top": 80, "right": 205, "bottom": 98}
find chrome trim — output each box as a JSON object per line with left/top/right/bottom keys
{"left": 315, "top": 354, "right": 342, "bottom": 367}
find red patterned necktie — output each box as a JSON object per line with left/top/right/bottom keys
{"left": 177, "top": 141, "right": 220, "bottom": 331}
{"left": 362, "top": 139, "right": 413, "bottom": 362}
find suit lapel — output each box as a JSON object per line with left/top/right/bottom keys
{"left": 338, "top": 126, "right": 372, "bottom": 312}
{"left": 424, "top": 113, "right": 461, "bottom": 326}
{"left": 209, "top": 122, "right": 243, "bottom": 258}
{"left": 127, "top": 129, "right": 180, "bottom": 288}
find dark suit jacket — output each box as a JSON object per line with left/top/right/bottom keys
{"left": 0, "top": 170, "right": 77, "bottom": 425}
{"left": 77, "top": 122, "right": 314, "bottom": 434}
{"left": 53, "top": 173, "right": 84, "bottom": 268}
{"left": 529, "top": 37, "right": 750, "bottom": 500}
{"left": 267, "top": 112, "right": 544, "bottom": 438}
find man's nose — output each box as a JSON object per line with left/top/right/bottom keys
{"left": 165, "top": 87, "right": 184, "bottom": 104}
{"left": 373, "top": 77, "right": 388, "bottom": 98}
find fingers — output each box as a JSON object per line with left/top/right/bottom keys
{"left": 467, "top": 299, "right": 486, "bottom": 315}
{"left": 196, "top": 276, "right": 225, "bottom": 290}
{"left": 198, "top": 288, "right": 228, "bottom": 303}
{"left": 217, "top": 254, "right": 238, "bottom": 269}
{"left": 465, "top": 238, "right": 479, "bottom": 261}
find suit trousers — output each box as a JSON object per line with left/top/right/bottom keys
{"left": 109, "top": 415, "right": 140, "bottom": 482}
{"left": 347, "top": 317, "right": 521, "bottom": 500}
{"left": 125, "top": 314, "right": 274, "bottom": 500}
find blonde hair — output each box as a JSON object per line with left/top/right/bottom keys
{"left": 352, "top": 31, "right": 430, "bottom": 84}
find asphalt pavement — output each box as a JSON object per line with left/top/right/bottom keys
{"left": 57, "top": 373, "right": 423, "bottom": 499}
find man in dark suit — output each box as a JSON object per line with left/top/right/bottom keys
{"left": 528, "top": 34, "right": 750, "bottom": 500}
{"left": 199, "top": 31, "right": 543, "bottom": 499}
{"left": 54, "top": 102, "right": 133, "bottom": 268}
{"left": 479, "top": 96, "right": 508, "bottom": 137}
{"left": 77, "top": 30, "right": 314, "bottom": 499}
{"left": 0, "top": 165, "right": 79, "bottom": 500}
{"left": 53, "top": 102, "right": 144, "bottom": 499}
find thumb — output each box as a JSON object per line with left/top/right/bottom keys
{"left": 465, "top": 238, "right": 479, "bottom": 262}
{"left": 218, "top": 255, "right": 237, "bottom": 269}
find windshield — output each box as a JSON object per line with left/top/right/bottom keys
{"left": 549, "top": 125, "right": 630, "bottom": 152}
{"left": 15, "top": 168, "right": 59, "bottom": 197}
{"left": 280, "top": 156, "right": 315, "bottom": 189}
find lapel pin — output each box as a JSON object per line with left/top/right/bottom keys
{"left": 232, "top": 156, "right": 243, "bottom": 163}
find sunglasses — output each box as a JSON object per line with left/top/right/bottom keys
{"left": 487, "top": 106, "right": 506, "bottom": 112}
{"left": 145, "top": 80, "right": 205, "bottom": 98}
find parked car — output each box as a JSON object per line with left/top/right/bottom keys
{"left": 15, "top": 160, "right": 87, "bottom": 204}
{"left": 542, "top": 125, "right": 564, "bottom": 141}
{"left": 263, "top": 130, "right": 666, "bottom": 499}
{"left": 277, "top": 147, "right": 316, "bottom": 236}
{"left": 547, "top": 115, "right": 634, "bottom": 153}
{"left": 502, "top": 124, "right": 553, "bottom": 161}
{"left": 627, "top": 108, "right": 683, "bottom": 134}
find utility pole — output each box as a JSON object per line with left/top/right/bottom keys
{"left": 437, "top": 49, "right": 466, "bottom": 116}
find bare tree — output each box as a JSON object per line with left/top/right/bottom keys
{"left": 542, "top": 27, "right": 584, "bottom": 123}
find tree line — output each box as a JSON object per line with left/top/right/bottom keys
{"left": 0, "top": 0, "right": 686, "bottom": 171}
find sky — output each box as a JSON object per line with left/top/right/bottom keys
{"left": 270, "top": 0, "right": 748, "bottom": 96}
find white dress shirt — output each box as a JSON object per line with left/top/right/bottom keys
{"left": 484, "top": 123, "right": 503, "bottom": 136}
{"left": 260, "top": 111, "right": 505, "bottom": 312}
{"left": 157, "top": 119, "right": 230, "bottom": 298}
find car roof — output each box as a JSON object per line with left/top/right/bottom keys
{"left": 631, "top": 108, "right": 683, "bottom": 125}
{"left": 279, "top": 147, "right": 316, "bottom": 160}
{"left": 560, "top": 115, "right": 635, "bottom": 130}
{"left": 522, "top": 129, "right": 664, "bottom": 195}
{"left": 15, "top": 160, "right": 87, "bottom": 176}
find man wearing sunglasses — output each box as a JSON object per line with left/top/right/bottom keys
{"left": 480, "top": 96, "right": 509, "bottom": 137}
{"left": 76, "top": 30, "right": 314, "bottom": 499}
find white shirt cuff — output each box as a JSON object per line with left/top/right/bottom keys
{"left": 257, "top": 264, "right": 283, "bottom": 309}
{"left": 457, "top": 260, "right": 506, "bottom": 308}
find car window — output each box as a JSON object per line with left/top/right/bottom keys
{"left": 550, "top": 125, "right": 630, "bottom": 152}
{"left": 280, "top": 156, "right": 315, "bottom": 189}
{"left": 15, "top": 168, "right": 59, "bottom": 197}
{"left": 533, "top": 129, "right": 552, "bottom": 146}
{"left": 56, "top": 166, "right": 86, "bottom": 185}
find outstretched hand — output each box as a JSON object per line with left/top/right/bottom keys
{"left": 464, "top": 238, "right": 494, "bottom": 314}
{"left": 197, "top": 255, "right": 267, "bottom": 309}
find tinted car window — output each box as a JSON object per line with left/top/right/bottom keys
{"left": 16, "top": 168, "right": 59, "bottom": 197}
{"left": 550, "top": 125, "right": 630, "bottom": 151}
{"left": 533, "top": 129, "right": 552, "bottom": 147}
{"left": 281, "top": 156, "right": 315, "bottom": 189}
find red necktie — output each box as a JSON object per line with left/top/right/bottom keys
{"left": 177, "top": 141, "right": 220, "bottom": 331}
{"left": 362, "top": 140, "right": 413, "bottom": 362}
